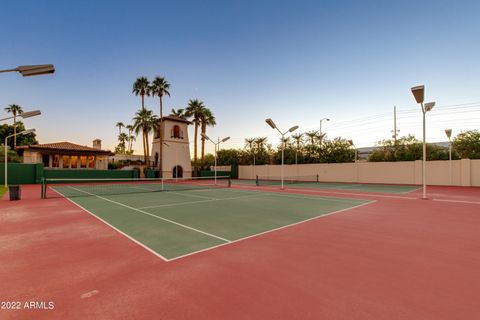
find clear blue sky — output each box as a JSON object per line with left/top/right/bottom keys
{"left": 1, "top": 0, "right": 479, "bottom": 154}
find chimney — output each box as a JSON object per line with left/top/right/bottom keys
{"left": 93, "top": 139, "right": 102, "bottom": 150}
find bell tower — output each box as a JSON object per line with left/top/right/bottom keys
{"left": 151, "top": 116, "right": 192, "bottom": 178}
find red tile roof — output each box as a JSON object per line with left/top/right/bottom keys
{"left": 17, "top": 142, "right": 112, "bottom": 154}
{"left": 162, "top": 116, "right": 191, "bottom": 124}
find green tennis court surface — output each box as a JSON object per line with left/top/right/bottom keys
{"left": 51, "top": 186, "right": 371, "bottom": 260}
{"left": 236, "top": 179, "right": 419, "bottom": 194}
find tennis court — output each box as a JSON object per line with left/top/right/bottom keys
{"left": 236, "top": 176, "right": 420, "bottom": 194}
{"left": 2, "top": 181, "right": 480, "bottom": 320}
{"left": 46, "top": 178, "right": 371, "bottom": 260}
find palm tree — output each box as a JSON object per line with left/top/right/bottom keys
{"left": 291, "top": 133, "right": 304, "bottom": 165}
{"left": 128, "top": 135, "right": 136, "bottom": 154}
{"left": 132, "top": 108, "right": 159, "bottom": 165}
{"left": 305, "top": 131, "right": 318, "bottom": 146}
{"left": 185, "top": 99, "right": 206, "bottom": 164}
{"left": 254, "top": 137, "right": 268, "bottom": 151}
{"left": 118, "top": 133, "right": 128, "bottom": 153}
{"left": 245, "top": 138, "right": 256, "bottom": 155}
{"left": 125, "top": 124, "right": 134, "bottom": 152}
{"left": 116, "top": 122, "right": 125, "bottom": 135}
{"left": 305, "top": 130, "right": 322, "bottom": 160}
{"left": 245, "top": 138, "right": 256, "bottom": 176}
{"left": 132, "top": 77, "right": 150, "bottom": 111}
{"left": 200, "top": 108, "right": 216, "bottom": 161}
{"left": 4, "top": 104, "right": 23, "bottom": 148}
{"left": 170, "top": 108, "right": 186, "bottom": 119}
{"left": 150, "top": 76, "right": 171, "bottom": 174}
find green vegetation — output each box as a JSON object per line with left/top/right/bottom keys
{"left": 0, "top": 145, "right": 22, "bottom": 163}
{"left": 0, "top": 186, "right": 7, "bottom": 197}
{"left": 368, "top": 135, "right": 453, "bottom": 162}
{"left": 4, "top": 104, "right": 23, "bottom": 148}
{"left": 453, "top": 130, "right": 480, "bottom": 159}
{"left": 0, "top": 121, "right": 38, "bottom": 150}
{"left": 132, "top": 108, "right": 158, "bottom": 165}
{"left": 108, "top": 159, "right": 144, "bottom": 169}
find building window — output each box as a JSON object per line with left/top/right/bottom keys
{"left": 88, "top": 156, "right": 95, "bottom": 168}
{"left": 42, "top": 155, "right": 49, "bottom": 167}
{"left": 62, "top": 156, "right": 70, "bottom": 168}
{"left": 172, "top": 125, "right": 182, "bottom": 139}
{"left": 52, "top": 155, "right": 60, "bottom": 168}
{"left": 80, "top": 156, "right": 87, "bottom": 168}
{"left": 71, "top": 156, "right": 78, "bottom": 168}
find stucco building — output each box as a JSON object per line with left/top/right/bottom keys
{"left": 17, "top": 140, "right": 112, "bottom": 169}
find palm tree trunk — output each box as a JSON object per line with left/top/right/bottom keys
{"left": 13, "top": 115, "right": 17, "bottom": 148}
{"left": 145, "top": 127, "right": 150, "bottom": 167}
{"left": 201, "top": 122, "right": 206, "bottom": 161}
{"left": 141, "top": 94, "right": 145, "bottom": 111}
{"left": 142, "top": 130, "right": 147, "bottom": 165}
{"left": 194, "top": 120, "right": 198, "bottom": 163}
{"left": 159, "top": 96, "right": 163, "bottom": 175}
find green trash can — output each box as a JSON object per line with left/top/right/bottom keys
{"left": 9, "top": 185, "right": 21, "bottom": 201}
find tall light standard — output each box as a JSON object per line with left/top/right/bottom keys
{"left": 4, "top": 129, "right": 35, "bottom": 188}
{"left": 319, "top": 118, "right": 330, "bottom": 136}
{"left": 265, "top": 118, "right": 299, "bottom": 190}
{"left": 445, "top": 129, "right": 453, "bottom": 185}
{"left": 411, "top": 85, "right": 435, "bottom": 199}
{"left": 445, "top": 129, "right": 452, "bottom": 161}
{"left": 0, "top": 110, "right": 42, "bottom": 122}
{"left": 0, "top": 64, "right": 55, "bottom": 77}
{"left": 201, "top": 133, "right": 230, "bottom": 185}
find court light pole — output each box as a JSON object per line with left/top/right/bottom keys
{"left": 0, "top": 64, "right": 55, "bottom": 77}
{"left": 0, "top": 110, "right": 42, "bottom": 122}
{"left": 411, "top": 85, "right": 435, "bottom": 199}
{"left": 445, "top": 129, "right": 453, "bottom": 185}
{"left": 4, "top": 129, "right": 35, "bottom": 188}
{"left": 265, "top": 118, "right": 299, "bottom": 190}
{"left": 445, "top": 129, "right": 452, "bottom": 161}
{"left": 319, "top": 118, "right": 330, "bottom": 136}
{"left": 201, "top": 133, "right": 230, "bottom": 185}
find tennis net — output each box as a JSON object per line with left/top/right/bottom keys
{"left": 41, "top": 176, "right": 231, "bottom": 199}
{"left": 256, "top": 174, "right": 319, "bottom": 186}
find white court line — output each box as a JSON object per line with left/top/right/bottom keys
{"left": 167, "top": 190, "right": 218, "bottom": 200}
{"left": 168, "top": 200, "right": 377, "bottom": 261}
{"left": 235, "top": 185, "right": 419, "bottom": 200}
{"left": 48, "top": 187, "right": 169, "bottom": 262}
{"left": 266, "top": 192, "right": 369, "bottom": 204}
{"left": 402, "top": 186, "right": 423, "bottom": 194}
{"left": 138, "top": 193, "right": 267, "bottom": 209}
{"left": 432, "top": 198, "right": 480, "bottom": 205}
{"left": 67, "top": 186, "right": 231, "bottom": 243}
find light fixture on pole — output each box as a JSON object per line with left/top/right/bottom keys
{"left": 0, "top": 64, "right": 55, "bottom": 77}
{"left": 0, "top": 110, "right": 42, "bottom": 122}
{"left": 411, "top": 85, "right": 435, "bottom": 199}
{"left": 201, "top": 133, "right": 230, "bottom": 185}
{"left": 4, "top": 129, "right": 35, "bottom": 188}
{"left": 319, "top": 118, "right": 330, "bottom": 136}
{"left": 265, "top": 118, "right": 299, "bottom": 190}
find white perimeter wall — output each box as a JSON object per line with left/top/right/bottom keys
{"left": 239, "top": 159, "right": 480, "bottom": 187}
